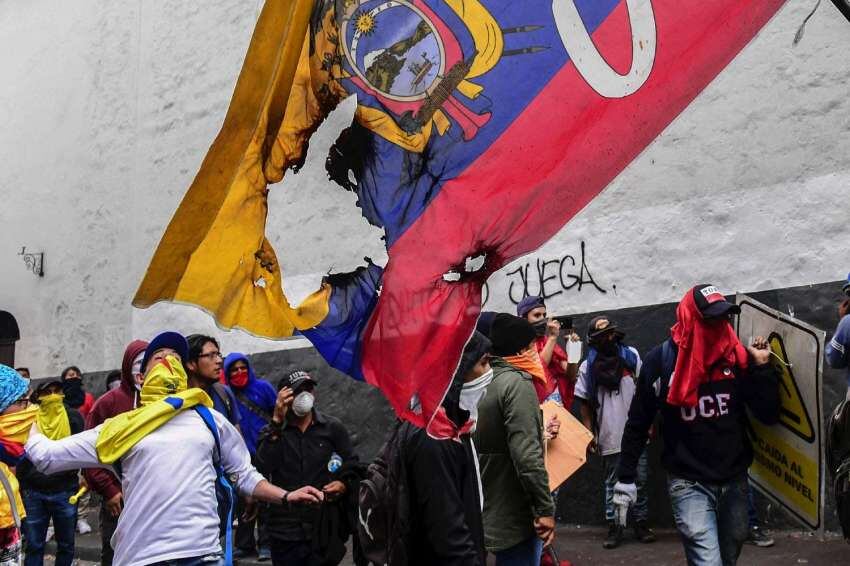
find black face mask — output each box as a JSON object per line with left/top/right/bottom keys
{"left": 532, "top": 319, "right": 548, "bottom": 337}
{"left": 596, "top": 340, "right": 618, "bottom": 355}
{"left": 62, "top": 379, "right": 85, "bottom": 408}
{"left": 590, "top": 345, "right": 623, "bottom": 392}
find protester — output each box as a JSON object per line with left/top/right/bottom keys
{"left": 474, "top": 313, "right": 555, "bottom": 565}
{"left": 0, "top": 364, "right": 39, "bottom": 565}
{"left": 615, "top": 285, "right": 780, "bottom": 566}
{"left": 517, "top": 296, "right": 580, "bottom": 407}
{"left": 574, "top": 315, "right": 654, "bottom": 549}
{"left": 83, "top": 339, "right": 147, "bottom": 566}
{"left": 400, "top": 331, "right": 490, "bottom": 565}
{"left": 104, "top": 370, "right": 122, "bottom": 393}
{"left": 186, "top": 334, "right": 241, "bottom": 427}
{"left": 17, "top": 380, "right": 84, "bottom": 566}
{"left": 25, "top": 332, "right": 324, "bottom": 566}
{"left": 257, "top": 370, "right": 359, "bottom": 566}
{"left": 59, "top": 366, "right": 94, "bottom": 419}
{"left": 826, "top": 273, "right": 850, "bottom": 396}
{"left": 223, "top": 353, "right": 276, "bottom": 560}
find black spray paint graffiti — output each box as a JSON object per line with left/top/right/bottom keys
{"left": 482, "top": 241, "right": 608, "bottom": 306}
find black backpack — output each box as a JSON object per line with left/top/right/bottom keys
{"left": 357, "top": 421, "right": 410, "bottom": 566}
{"left": 826, "top": 398, "right": 850, "bottom": 539}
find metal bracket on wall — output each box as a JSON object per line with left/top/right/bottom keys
{"left": 18, "top": 247, "right": 44, "bottom": 277}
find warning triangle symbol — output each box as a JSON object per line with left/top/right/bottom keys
{"left": 768, "top": 332, "right": 815, "bottom": 443}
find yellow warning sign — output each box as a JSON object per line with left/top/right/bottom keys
{"left": 768, "top": 333, "right": 815, "bottom": 443}
{"left": 737, "top": 295, "right": 824, "bottom": 532}
{"left": 749, "top": 417, "right": 818, "bottom": 523}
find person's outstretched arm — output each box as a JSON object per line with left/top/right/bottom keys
{"left": 216, "top": 412, "right": 323, "bottom": 505}
{"left": 25, "top": 426, "right": 108, "bottom": 474}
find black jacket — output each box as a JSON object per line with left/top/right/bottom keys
{"left": 256, "top": 410, "right": 357, "bottom": 543}
{"left": 401, "top": 422, "right": 485, "bottom": 566}
{"left": 618, "top": 339, "right": 780, "bottom": 484}
{"left": 18, "top": 407, "right": 85, "bottom": 493}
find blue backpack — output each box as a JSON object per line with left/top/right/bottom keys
{"left": 195, "top": 405, "right": 237, "bottom": 566}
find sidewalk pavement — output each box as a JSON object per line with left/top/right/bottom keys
{"left": 46, "top": 525, "right": 848, "bottom": 565}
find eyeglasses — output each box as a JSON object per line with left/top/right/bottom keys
{"left": 197, "top": 352, "right": 223, "bottom": 360}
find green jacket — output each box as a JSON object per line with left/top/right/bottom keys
{"left": 473, "top": 358, "right": 554, "bottom": 552}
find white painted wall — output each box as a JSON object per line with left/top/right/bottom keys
{"left": 0, "top": 1, "right": 848, "bottom": 376}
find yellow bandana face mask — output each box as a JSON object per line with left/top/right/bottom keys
{"left": 0, "top": 404, "right": 40, "bottom": 444}
{"left": 96, "top": 355, "right": 212, "bottom": 464}
{"left": 37, "top": 393, "right": 71, "bottom": 440}
{"left": 140, "top": 355, "right": 189, "bottom": 406}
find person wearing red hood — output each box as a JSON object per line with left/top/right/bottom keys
{"left": 82, "top": 339, "right": 148, "bottom": 566}
{"left": 614, "top": 285, "right": 780, "bottom": 566}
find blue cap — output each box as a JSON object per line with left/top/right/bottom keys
{"left": 844, "top": 272, "right": 850, "bottom": 295}
{"left": 141, "top": 331, "right": 189, "bottom": 373}
{"left": 516, "top": 295, "right": 545, "bottom": 318}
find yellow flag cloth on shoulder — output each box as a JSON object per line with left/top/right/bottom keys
{"left": 96, "top": 356, "right": 212, "bottom": 464}
{"left": 36, "top": 394, "right": 71, "bottom": 440}
{"left": 0, "top": 405, "right": 39, "bottom": 445}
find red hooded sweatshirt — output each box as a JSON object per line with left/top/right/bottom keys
{"left": 82, "top": 339, "right": 148, "bottom": 500}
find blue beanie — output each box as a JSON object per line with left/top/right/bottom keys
{"left": 0, "top": 365, "right": 29, "bottom": 414}
{"left": 517, "top": 295, "right": 545, "bottom": 319}
{"left": 843, "top": 272, "right": 850, "bottom": 295}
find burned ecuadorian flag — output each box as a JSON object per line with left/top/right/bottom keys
{"left": 135, "top": 0, "right": 788, "bottom": 437}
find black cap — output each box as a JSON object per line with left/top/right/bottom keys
{"left": 490, "top": 313, "right": 537, "bottom": 357}
{"left": 279, "top": 370, "right": 316, "bottom": 392}
{"left": 587, "top": 316, "right": 623, "bottom": 341}
{"left": 141, "top": 331, "right": 189, "bottom": 373}
{"left": 693, "top": 284, "right": 740, "bottom": 319}
{"left": 33, "top": 379, "right": 63, "bottom": 395}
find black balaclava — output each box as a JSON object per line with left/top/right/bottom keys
{"left": 61, "top": 369, "right": 85, "bottom": 409}
{"left": 587, "top": 316, "right": 625, "bottom": 392}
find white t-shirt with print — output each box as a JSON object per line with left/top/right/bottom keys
{"left": 574, "top": 347, "right": 642, "bottom": 456}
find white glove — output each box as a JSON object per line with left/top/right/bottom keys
{"left": 612, "top": 482, "right": 637, "bottom": 526}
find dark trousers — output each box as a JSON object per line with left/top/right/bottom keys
{"left": 235, "top": 497, "right": 269, "bottom": 552}
{"left": 21, "top": 489, "right": 77, "bottom": 566}
{"left": 270, "top": 540, "right": 324, "bottom": 566}
{"left": 99, "top": 500, "right": 119, "bottom": 566}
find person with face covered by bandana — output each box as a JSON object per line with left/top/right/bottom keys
{"left": 82, "top": 339, "right": 147, "bottom": 565}
{"left": 397, "top": 331, "right": 490, "bottom": 566}
{"left": 474, "top": 314, "right": 556, "bottom": 566}
{"left": 25, "top": 332, "right": 324, "bottom": 566}
{"left": 256, "top": 370, "right": 358, "bottom": 566}
{"left": 17, "top": 380, "right": 84, "bottom": 566}
{"left": 517, "top": 297, "right": 581, "bottom": 408}
{"left": 59, "top": 366, "right": 94, "bottom": 419}
{"left": 574, "top": 316, "right": 654, "bottom": 549}
{"left": 223, "top": 353, "right": 276, "bottom": 560}
{"left": 0, "top": 364, "right": 40, "bottom": 566}
{"left": 615, "top": 285, "right": 780, "bottom": 566}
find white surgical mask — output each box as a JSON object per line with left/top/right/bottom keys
{"left": 292, "top": 391, "right": 315, "bottom": 417}
{"left": 459, "top": 368, "right": 494, "bottom": 427}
